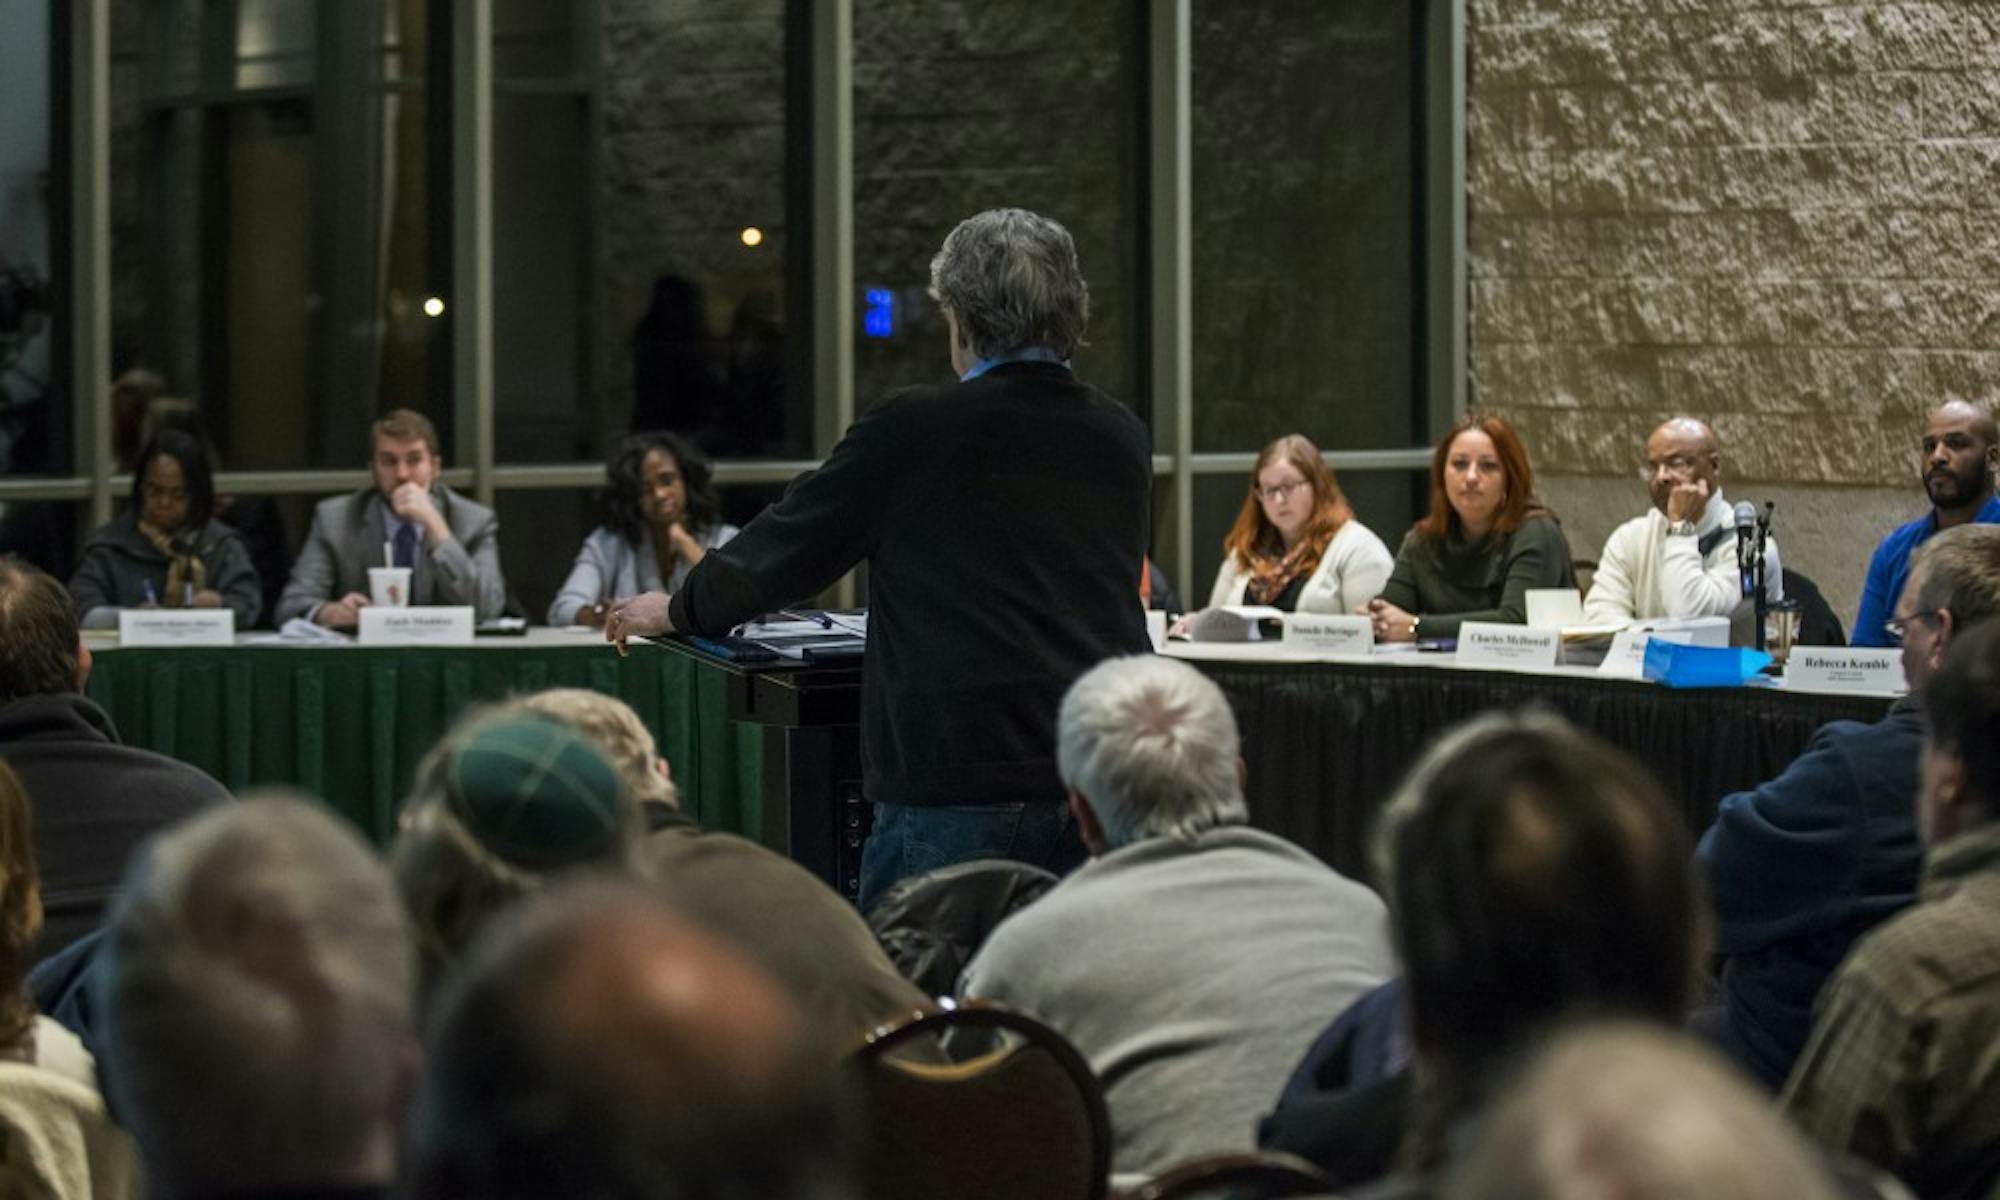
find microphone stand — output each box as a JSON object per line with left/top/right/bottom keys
{"left": 1752, "top": 502, "right": 1775, "bottom": 653}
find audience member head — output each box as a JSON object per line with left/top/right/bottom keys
{"left": 1917, "top": 620, "right": 2000, "bottom": 847}
{"left": 1892, "top": 523, "right": 2000, "bottom": 688}
{"left": 1057, "top": 654, "right": 1247, "bottom": 855}
{"left": 370, "top": 407, "right": 442, "bottom": 499}
{"left": 929, "top": 208, "right": 1089, "bottom": 371}
{"left": 1223, "top": 433, "right": 1356, "bottom": 567}
{"left": 1641, "top": 417, "right": 1721, "bottom": 518}
{"left": 1373, "top": 711, "right": 1703, "bottom": 1162}
{"left": 1443, "top": 1022, "right": 1842, "bottom": 1200}
{"left": 100, "top": 794, "right": 416, "bottom": 1197}
{"left": 1920, "top": 400, "right": 1998, "bottom": 514}
{"left": 0, "top": 761, "right": 41, "bottom": 1051}
{"left": 511, "top": 687, "right": 676, "bottom": 810}
{"left": 1416, "top": 411, "right": 1540, "bottom": 542}
{"left": 409, "top": 879, "right": 857, "bottom": 1200}
{"left": 0, "top": 556, "right": 85, "bottom": 707}
{"left": 390, "top": 707, "right": 637, "bottom": 994}
{"left": 599, "top": 430, "right": 722, "bottom": 544}
{"left": 129, "top": 428, "right": 216, "bottom": 537}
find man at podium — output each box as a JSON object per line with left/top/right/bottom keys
{"left": 607, "top": 207, "right": 1151, "bottom": 908}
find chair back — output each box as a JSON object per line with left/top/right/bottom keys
{"left": 0, "top": 1064, "right": 142, "bottom": 1200}
{"left": 1120, "top": 1150, "right": 1336, "bottom": 1200}
{"left": 853, "top": 1001, "right": 1110, "bottom": 1200}
{"left": 1781, "top": 567, "right": 1847, "bottom": 647}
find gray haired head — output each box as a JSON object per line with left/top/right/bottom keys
{"left": 1057, "top": 654, "right": 1247, "bottom": 849}
{"left": 929, "top": 208, "right": 1090, "bottom": 361}
{"left": 101, "top": 793, "right": 416, "bottom": 1195}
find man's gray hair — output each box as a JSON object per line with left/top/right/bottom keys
{"left": 1910, "top": 523, "right": 2000, "bottom": 628}
{"left": 1444, "top": 1023, "right": 1843, "bottom": 1200}
{"left": 928, "top": 207, "right": 1089, "bottom": 360}
{"left": 1057, "top": 654, "right": 1247, "bottom": 848}
{"left": 101, "top": 793, "right": 415, "bottom": 1194}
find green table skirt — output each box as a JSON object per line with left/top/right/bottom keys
{"left": 85, "top": 641, "right": 764, "bottom": 845}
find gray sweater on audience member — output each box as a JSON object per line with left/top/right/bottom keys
{"left": 960, "top": 824, "right": 1394, "bottom": 1180}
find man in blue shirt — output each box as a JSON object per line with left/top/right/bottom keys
{"left": 1852, "top": 400, "right": 2000, "bottom": 647}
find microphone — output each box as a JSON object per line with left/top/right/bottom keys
{"left": 1735, "top": 501, "right": 1759, "bottom": 598}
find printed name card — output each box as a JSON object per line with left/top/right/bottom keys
{"left": 1785, "top": 648, "right": 1906, "bottom": 695}
{"left": 118, "top": 609, "right": 235, "bottom": 647}
{"left": 358, "top": 606, "right": 475, "bottom": 646}
{"left": 1281, "top": 613, "right": 1374, "bottom": 654}
{"left": 1455, "top": 621, "right": 1561, "bottom": 670}
{"left": 1597, "top": 628, "right": 1695, "bottom": 679}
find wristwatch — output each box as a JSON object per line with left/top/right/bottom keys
{"left": 1666, "top": 519, "right": 1697, "bottom": 537}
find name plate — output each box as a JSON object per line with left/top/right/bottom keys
{"left": 118, "top": 609, "right": 235, "bottom": 647}
{"left": 1456, "top": 621, "right": 1561, "bottom": 670}
{"left": 1281, "top": 613, "right": 1373, "bottom": 654}
{"left": 358, "top": 606, "right": 475, "bottom": 646}
{"left": 1597, "top": 628, "right": 1694, "bottom": 679}
{"left": 1785, "top": 648, "right": 1906, "bottom": 695}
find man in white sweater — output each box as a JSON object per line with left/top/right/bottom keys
{"left": 1583, "top": 417, "right": 1781, "bottom": 638}
{"left": 959, "top": 655, "right": 1393, "bottom": 1180}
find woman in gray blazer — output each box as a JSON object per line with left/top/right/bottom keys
{"left": 549, "top": 431, "right": 739, "bottom": 627}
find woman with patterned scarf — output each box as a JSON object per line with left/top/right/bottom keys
{"left": 69, "top": 429, "right": 262, "bottom": 629}
{"left": 1189, "top": 433, "right": 1395, "bottom": 622}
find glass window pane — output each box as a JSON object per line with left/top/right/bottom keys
{"left": 112, "top": 0, "right": 446, "bottom": 473}
{"left": 494, "top": 0, "right": 580, "bottom": 80}
{"left": 494, "top": 88, "right": 593, "bottom": 463}
{"left": 1191, "top": 1, "right": 1419, "bottom": 452}
{"left": 0, "top": 502, "right": 83, "bottom": 583}
{"left": 580, "top": 2, "right": 796, "bottom": 465}
{"left": 852, "top": 1, "right": 1143, "bottom": 418}
{"left": 0, "top": 2, "right": 63, "bottom": 477}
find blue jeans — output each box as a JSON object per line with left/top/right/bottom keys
{"left": 856, "top": 801, "right": 1087, "bottom": 914}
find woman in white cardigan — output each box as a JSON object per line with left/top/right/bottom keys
{"left": 548, "top": 431, "right": 739, "bottom": 627}
{"left": 1200, "top": 433, "right": 1393, "bottom": 616}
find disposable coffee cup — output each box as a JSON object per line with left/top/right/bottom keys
{"left": 368, "top": 567, "right": 412, "bottom": 608}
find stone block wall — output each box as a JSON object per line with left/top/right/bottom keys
{"left": 1466, "top": 0, "right": 2000, "bottom": 621}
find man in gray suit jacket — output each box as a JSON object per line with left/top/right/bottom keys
{"left": 276, "top": 409, "right": 507, "bottom": 626}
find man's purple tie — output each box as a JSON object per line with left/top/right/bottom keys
{"left": 394, "top": 522, "right": 419, "bottom": 569}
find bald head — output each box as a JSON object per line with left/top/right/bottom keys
{"left": 1921, "top": 401, "right": 1999, "bottom": 517}
{"left": 411, "top": 882, "right": 856, "bottom": 1200}
{"left": 542, "top": 896, "right": 808, "bottom": 1097}
{"left": 1644, "top": 418, "right": 1722, "bottom": 519}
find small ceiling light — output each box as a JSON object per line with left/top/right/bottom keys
{"left": 740, "top": 227, "right": 765, "bottom": 247}
{"left": 423, "top": 296, "right": 446, "bottom": 318}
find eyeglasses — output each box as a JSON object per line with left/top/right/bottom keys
{"left": 1884, "top": 610, "right": 1943, "bottom": 645}
{"left": 1256, "top": 479, "right": 1311, "bottom": 503}
{"left": 1638, "top": 454, "right": 1702, "bottom": 482}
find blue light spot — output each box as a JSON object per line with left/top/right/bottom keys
{"left": 863, "top": 287, "right": 895, "bottom": 339}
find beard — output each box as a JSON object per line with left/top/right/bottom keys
{"left": 1925, "top": 462, "right": 1988, "bottom": 509}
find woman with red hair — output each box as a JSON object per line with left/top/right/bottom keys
{"left": 1365, "top": 413, "right": 1573, "bottom": 642}
{"left": 1202, "top": 434, "right": 1393, "bottom": 617}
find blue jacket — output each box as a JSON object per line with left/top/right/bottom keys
{"left": 1695, "top": 700, "right": 1924, "bottom": 1088}
{"left": 1852, "top": 496, "right": 2000, "bottom": 647}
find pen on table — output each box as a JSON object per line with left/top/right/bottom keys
{"left": 142, "top": 579, "right": 157, "bottom": 606}
{"left": 776, "top": 608, "right": 834, "bottom": 629}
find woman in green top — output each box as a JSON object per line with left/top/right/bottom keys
{"left": 1365, "top": 412, "right": 1573, "bottom": 642}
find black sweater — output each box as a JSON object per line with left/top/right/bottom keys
{"left": 0, "top": 693, "right": 230, "bottom": 960}
{"left": 671, "top": 362, "right": 1152, "bottom": 808}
